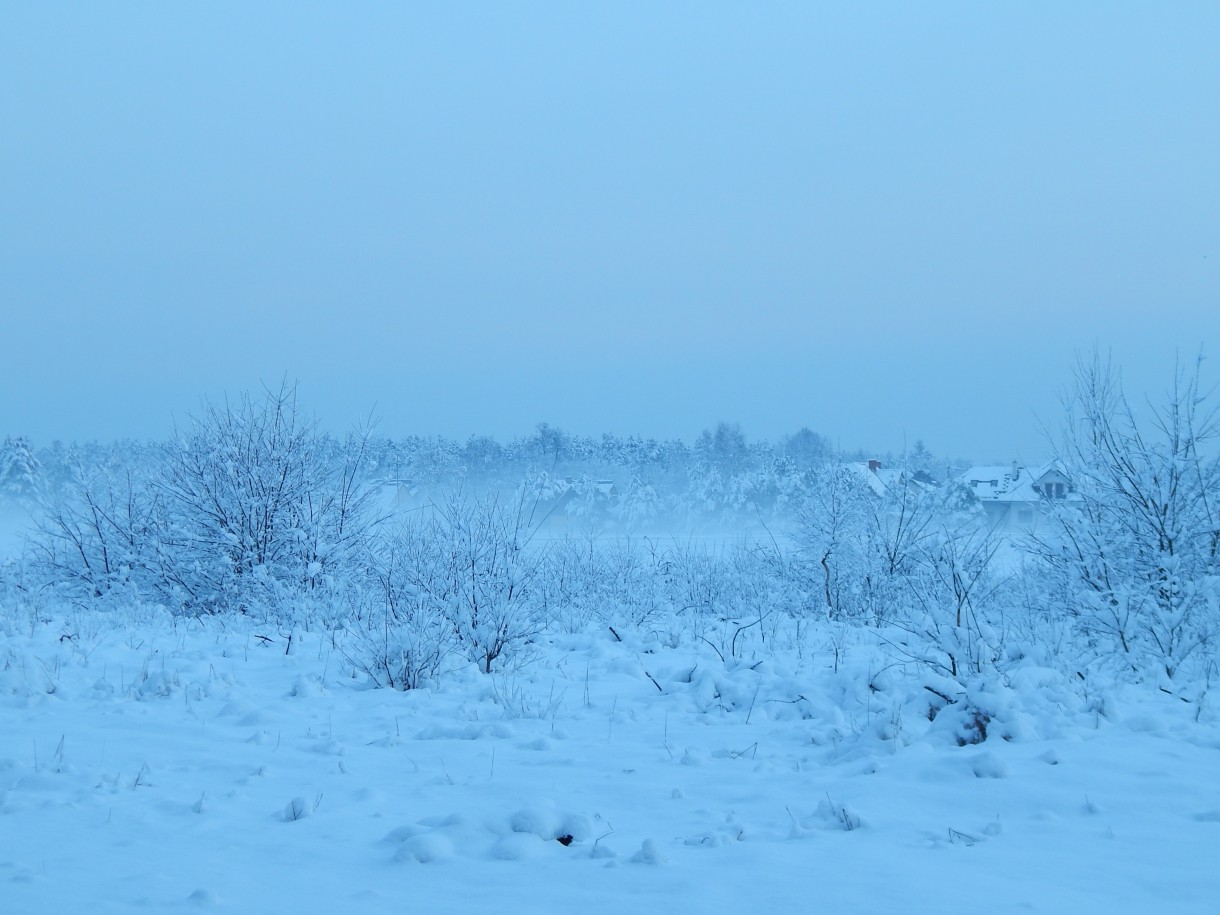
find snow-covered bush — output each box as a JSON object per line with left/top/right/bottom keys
{"left": 343, "top": 525, "right": 455, "bottom": 690}
{"left": 795, "top": 462, "right": 939, "bottom": 625}
{"left": 1031, "top": 353, "right": 1220, "bottom": 679}
{"left": 601, "top": 537, "right": 676, "bottom": 629}
{"left": 29, "top": 384, "right": 381, "bottom": 619}
{"left": 0, "top": 554, "right": 47, "bottom": 634}
{"left": 30, "top": 457, "right": 169, "bottom": 608}
{"left": 532, "top": 535, "right": 608, "bottom": 632}
{"left": 157, "top": 383, "right": 380, "bottom": 616}
{"left": 900, "top": 521, "right": 1007, "bottom": 681}
{"left": 378, "top": 493, "right": 547, "bottom": 674}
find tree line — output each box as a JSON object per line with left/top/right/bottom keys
{"left": 1, "top": 356, "right": 1216, "bottom": 703}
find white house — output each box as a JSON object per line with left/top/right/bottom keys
{"left": 961, "top": 461, "right": 1072, "bottom": 534}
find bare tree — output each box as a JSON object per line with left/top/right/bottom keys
{"left": 1036, "top": 352, "right": 1220, "bottom": 677}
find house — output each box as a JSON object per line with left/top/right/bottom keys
{"left": 961, "top": 461, "right": 1072, "bottom": 534}
{"left": 847, "top": 460, "right": 937, "bottom": 499}
{"left": 379, "top": 478, "right": 421, "bottom": 513}
{"left": 536, "top": 477, "right": 620, "bottom": 530}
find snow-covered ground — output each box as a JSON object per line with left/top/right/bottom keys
{"left": 3, "top": 606, "right": 1218, "bottom": 914}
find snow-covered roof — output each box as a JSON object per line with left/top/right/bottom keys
{"left": 842, "top": 462, "right": 890, "bottom": 497}
{"left": 961, "top": 461, "right": 1062, "bottom": 504}
{"left": 843, "top": 462, "right": 935, "bottom": 498}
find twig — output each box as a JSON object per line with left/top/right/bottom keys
{"left": 745, "top": 679, "right": 761, "bottom": 724}
{"left": 699, "top": 636, "right": 725, "bottom": 663}
{"left": 730, "top": 742, "right": 758, "bottom": 759}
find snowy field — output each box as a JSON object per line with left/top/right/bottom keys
{"left": 3, "top": 606, "right": 1219, "bottom": 914}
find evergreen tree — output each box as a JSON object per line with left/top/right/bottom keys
{"left": 0, "top": 435, "right": 41, "bottom": 502}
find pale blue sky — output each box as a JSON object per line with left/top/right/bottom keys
{"left": 2, "top": 2, "right": 1217, "bottom": 461}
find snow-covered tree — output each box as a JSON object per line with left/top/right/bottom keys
{"left": 782, "top": 427, "right": 832, "bottom": 470}
{"left": 1033, "top": 353, "right": 1220, "bottom": 678}
{"left": 696, "top": 422, "right": 750, "bottom": 478}
{"left": 1, "top": 436, "right": 42, "bottom": 502}
{"left": 31, "top": 457, "right": 167, "bottom": 607}
{"left": 616, "top": 476, "right": 661, "bottom": 530}
{"left": 156, "top": 383, "right": 379, "bottom": 616}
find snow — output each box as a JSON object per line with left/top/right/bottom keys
{"left": 2, "top": 608, "right": 1218, "bottom": 914}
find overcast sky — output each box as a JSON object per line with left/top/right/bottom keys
{"left": 2, "top": 2, "right": 1217, "bottom": 462}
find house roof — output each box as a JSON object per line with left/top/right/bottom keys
{"left": 843, "top": 462, "right": 935, "bottom": 498}
{"left": 960, "top": 461, "right": 1061, "bottom": 504}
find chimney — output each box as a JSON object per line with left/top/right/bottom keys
{"left": 868, "top": 459, "right": 882, "bottom": 473}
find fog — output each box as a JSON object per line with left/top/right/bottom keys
{"left": 2, "top": 3, "right": 1217, "bottom": 461}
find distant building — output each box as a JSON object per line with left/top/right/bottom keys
{"left": 380, "top": 478, "right": 421, "bottom": 512}
{"left": 960, "top": 461, "right": 1072, "bottom": 534}
{"left": 538, "top": 477, "right": 619, "bottom": 530}
{"left": 847, "top": 460, "right": 937, "bottom": 499}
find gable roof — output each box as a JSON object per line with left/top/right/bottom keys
{"left": 844, "top": 461, "right": 936, "bottom": 498}
{"left": 961, "top": 461, "right": 1064, "bottom": 504}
